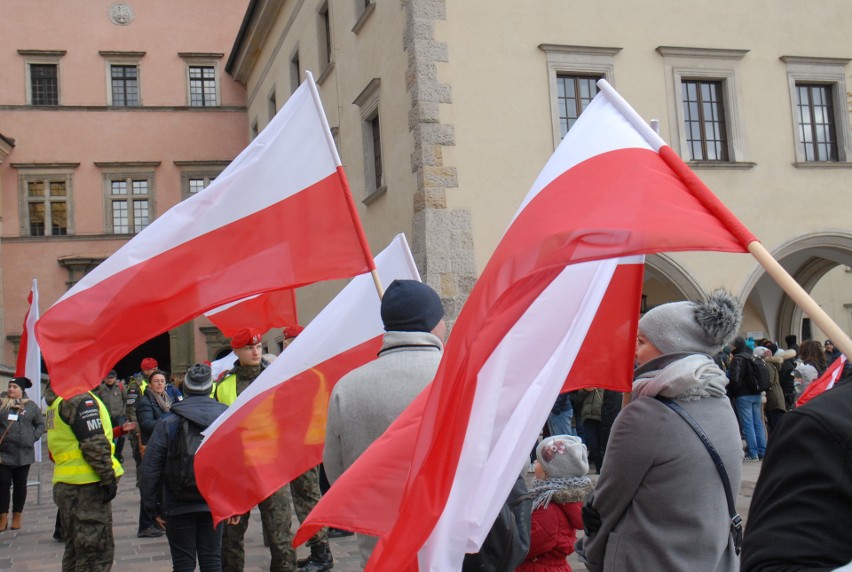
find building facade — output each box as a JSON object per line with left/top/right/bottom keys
{"left": 0, "top": 0, "right": 250, "bottom": 379}
{"left": 229, "top": 0, "right": 852, "bottom": 344}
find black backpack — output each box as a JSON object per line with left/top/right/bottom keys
{"left": 739, "top": 355, "right": 772, "bottom": 393}
{"left": 163, "top": 415, "right": 205, "bottom": 502}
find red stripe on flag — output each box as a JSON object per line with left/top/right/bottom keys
{"left": 197, "top": 335, "right": 383, "bottom": 524}
{"left": 207, "top": 288, "right": 299, "bottom": 338}
{"left": 38, "top": 173, "right": 371, "bottom": 398}
{"left": 15, "top": 291, "right": 33, "bottom": 378}
{"left": 564, "top": 261, "right": 644, "bottom": 393}
{"left": 796, "top": 355, "right": 847, "bottom": 407}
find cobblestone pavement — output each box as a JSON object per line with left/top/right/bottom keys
{"left": 0, "top": 442, "right": 763, "bottom": 571}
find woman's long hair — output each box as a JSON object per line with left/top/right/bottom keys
{"left": 798, "top": 340, "right": 827, "bottom": 373}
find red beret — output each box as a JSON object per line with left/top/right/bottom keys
{"left": 283, "top": 325, "right": 304, "bottom": 339}
{"left": 140, "top": 357, "right": 158, "bottom": 370}
{"left": 230, "top": 327, "right": 262, "bottom": 349}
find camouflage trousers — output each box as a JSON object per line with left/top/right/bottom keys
{"left": 54, "top": 482, "right": 114, "bottom": 572}
{"left": 221, "top": 467, "right": 328, "bottom": 572}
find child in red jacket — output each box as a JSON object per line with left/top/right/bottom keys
{"left": 518, "top": 435, "right": 593, "bottom": 572}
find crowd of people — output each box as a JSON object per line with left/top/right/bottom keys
{"left": 1, "top": 283, "right": 851, "bottom": 571}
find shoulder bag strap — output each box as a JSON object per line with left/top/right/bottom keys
{"left": 654, "top": 396, "right": 742, "bottom": 555}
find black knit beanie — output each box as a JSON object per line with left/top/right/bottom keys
{"left": 380, "top": 279, "right": 444, "bottom": 333}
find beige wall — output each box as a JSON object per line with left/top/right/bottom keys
{"left": 0, "top": 0, "right": 250, "bottom": 369}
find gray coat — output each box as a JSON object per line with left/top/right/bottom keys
{"left": 576, "top": 353, "right": 742, "bottom": 572}
{"left": 0, "top": 399, "right": 45, "bottom": 467}
{"left": 324, "top": 330, "right": 443, "bottom": 564}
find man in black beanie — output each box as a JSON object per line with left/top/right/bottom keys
{"left": 324, "top": 279, "right": 445, "bottom": 567}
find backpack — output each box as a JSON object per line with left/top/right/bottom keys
{"left": 163, "top": 415, "right": 205, "bottom": 502}
{"left": 738, "top": 354, "right": 772, "bottom": 393}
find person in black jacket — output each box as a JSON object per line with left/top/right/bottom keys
{"left": 141, "top": 364, "right": 238, "bottom": 572}
{"left": 741, "top": 372, "right": 852, "bottom": 571}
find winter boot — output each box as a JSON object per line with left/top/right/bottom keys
{"left": 297, "top": 543, "right": 334, "bottom": 572}
{"left": 11, "top": 513, "right": 22, "bottom": 530}
{"left": 0, "top": 513, "right": 7, "bottom": 531}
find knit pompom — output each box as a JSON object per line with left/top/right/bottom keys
{"left": 694, "top": 289, "right": 742, "bottom": 348}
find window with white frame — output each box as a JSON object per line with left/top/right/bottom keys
{"left": 781, "top": 56, "right": 852, "bottom": 164}
{"left": 16, "top": 166, "right": 76, "bottom": 236}
{"left": 179, "top": 53, "right": 223, "bottom": 107}
{"left": 20, "top": 50, "right": 66, "bottom": 106}
{"left": 354, "top": 78, "right": 384, "bottom": 198}
{"left": 539, "top": 45, "right": 620, "bottom": 148}
{"left": 657, "top": 46, "right": 750, "bottom": 166}
{"left": 98, "top": 164, "right": 157, "bottom": 234}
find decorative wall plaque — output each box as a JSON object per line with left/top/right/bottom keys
{"left": 108, "top": 3, "right": 135, "bottom": 26}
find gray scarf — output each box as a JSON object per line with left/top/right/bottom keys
{"left": 528, "top": 476, "right": 594, "bottom": 510}
{"left": 632, "top": 353, "right": 728, "bottom": 401}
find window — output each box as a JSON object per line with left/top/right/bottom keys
{"left": 290, "top": 51, "right": 301, "bottom": 94}
{"left": 176, "top": 161, "right": 228, "bottom": 200}
{"left": 109, "top": 178, "right": 150, "bottom": 234}
{"left": 795, "top": 84, "right": 837, "bottom": 162}
{"left": 108, "top": 64, "right": 139, "bottom": 106}
{"left": 657, "top": 46, "right": 750, "bottom": 166}
{"left": 251, "top": 120, "right": 259, "bottom": 140}
{"left": 539, "top": 44, "right": 620, "bottom": 148}
{"left": 556, "top": 75, "right": 601, "bottom": 138}
{"left": 354, "top": 78, "right": 384, "bottom": 198}
{"left": 13, "top": 165, "right": 77, "bottom": 236}
{"left": 681, "top": 80, "right": 729, "bottom": 161}
{"left": 30, "top": 64, "right": 59, "bottom": 106}
{"left": 781, "top": 56, "right": 852, "bottom": 164}
{"left": 188, "top": 66, "right": 217, "bottom": 106}
{"left": 318, "top": 3, "right": 333, "bottom": 76}
{"left": 353, "top": 0, "right": 375, "bottom": 34}
{"left": 268, "top": 88, "right": 277, "bottom": 122}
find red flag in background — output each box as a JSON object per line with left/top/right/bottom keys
{"left": 205, "top": 288, "right": 299, "bottom": 338}
{"left": 796, "top": 355, "right": 847, "bottom": 407}
{"left": 296, "top": 79, "right": 758, "bottom": 571}
{"left": 36, "top": 74, "right": 374, "bottom": 398}
{"left": 196, "top": 235, "right": 420, "bottom": 523}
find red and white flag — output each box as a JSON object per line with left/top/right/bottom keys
{"left": 205, "top": 287, "right": 299, "bottom": 338}
{"left": 796, "top": 354, "right": 847, "bottom": 407}
{"left": 16, "top": 279, "right": 43, "bottom": 462}
{"left": 296, "top": 79, "right": 757, "bottom": 570}
{"left": 196, "top": 234, "right": 420, "bottom": 523}
{"left": 36, "top": 73, "right": 374, "bottom": 398}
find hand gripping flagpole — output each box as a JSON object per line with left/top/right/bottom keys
{"left": 305, "top": 70, "right": 384, "bottom": 300}
{"left": 596, "top": 79, "right": 852, "bottom": 361}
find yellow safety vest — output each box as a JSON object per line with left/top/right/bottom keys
{"left": 215, "top": 374, "right": 237, "bottom": 406}
{"left": 48, "top": 393, "right": 125, "bottom": 485}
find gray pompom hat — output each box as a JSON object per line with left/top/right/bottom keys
{"left": 638, "top": 290, "right": 742, "bottom": 356}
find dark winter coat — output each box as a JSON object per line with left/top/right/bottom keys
{"left": 518, "top": 484, "right": 591, "bottom": 572}
{"left": 741, "top": 373, "right": 852, "bottom": 570}
{"left": 0, "top": 399, "right": 45, "bottom": 467}
{"left": 728, "top": 348, "right": 761, "bottom": 398}
{"left": 140, "top": 394, "right": 227, "bottom": 518}
{"left": 136, "top": 388, "right": 170, "bottom": 445}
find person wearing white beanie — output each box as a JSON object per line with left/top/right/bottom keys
{"left": 576, "top": 290, "right": 744, "bottom": 572}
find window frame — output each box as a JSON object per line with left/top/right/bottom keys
{"left": 13, "top": 163, "right": 77, "bottom": 237}
{"left": 352, "top": 0, "right": 376, "bottom": 34}
{"left": 781, "top": 56, "right": 852, "bottom": 165}
{"left": 175, "top": 160, "right": 230, "bottom": 200}
{"left": 100, "top": 51, "right": 145, "bottom": 107}
{"left": 680, "top": 79, "right": 730, "bottom": 162}
{"left": 97, "top": 163, "right": 158, "bottom": 235}
{"left": 657, "top": 46, "right": 749, "bottom": 166}
{"left": 20, "top": 50, "right": 66, "bottom": 106}
{"left": 317, "top": 2, "right": 335, "bottom": 83}
{"left": 179, "top": 53, "right": 224, "bottom": 107}
{"left": 290, "top": 48, "right": 301, "bottom": 94}
{"left": 354, "top": 78, "right": 385, "bottom": 201}
{"left": 539, "top": 44, "right": 620, "bottom": 149}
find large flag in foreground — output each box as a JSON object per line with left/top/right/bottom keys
{"left": 196, "top": 234, "right": 420, "bottom": 523}
{"left": 296, "top": 80, "right": 758, "bottom": 570}
{"left": 205, "top": 288, "right": 299, "bottom": 338}
{"left": 37, "top": 75, "right": 374, "bottom": 398}
{"left": 16, "top": 279, "right": 43, "bottom": 462}
{"left": 796, "top": 354, "right": 847, "bottom": 407}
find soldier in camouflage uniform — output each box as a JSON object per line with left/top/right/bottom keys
{"left": 94, "top": 370, "right": 127, "bottom": 464}
{"left": 47, "top": 386, "right": 125, "bottom": 572}
{"left": 215, "top": 328, "right": 331, "bottom": 572}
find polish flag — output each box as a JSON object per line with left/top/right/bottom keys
{"left": 296, "top": 80, "right": 757, "bottom": 570}
{"left": 796, "top": 354, "right": 847, "bottom": 407}
{"left": 36, "top": 73, "right": 374, "bottom": 398}
{"left": 196, "top": 234, "right": 421, "bottom": 523}
{"left": 205, "top": 288, "right": 299, "bottom": 338}
{"left": 16, "top": 279, "right": 43, "bottom": 462}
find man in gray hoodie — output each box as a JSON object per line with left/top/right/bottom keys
{"left": 324, "top": 279, "right": 446, "bottom": 567}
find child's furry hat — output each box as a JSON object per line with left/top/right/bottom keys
{"left": 536, "top": 435, "right": 588, "bottom": 478}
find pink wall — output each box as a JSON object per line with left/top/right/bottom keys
{"left": 0, "top": 0, "right": 251, "bottom": 367}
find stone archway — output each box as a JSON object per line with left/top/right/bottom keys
{"left": 642, "top": 253, "right": 706, "bottom": 310}
{"left": 740, "top": 232, "right": 852, "bottom": 341}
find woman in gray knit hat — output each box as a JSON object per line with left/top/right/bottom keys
{"left": 576, "top": 290, "right": 743, "bottom": 572}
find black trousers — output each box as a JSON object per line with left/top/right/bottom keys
{"left": 0, "top": 464, "right": 30, "bottom": 513}
{"left": 166, "top": 511, "right": 224, "bottom": 572}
